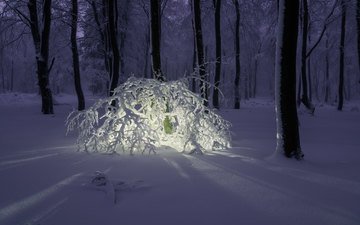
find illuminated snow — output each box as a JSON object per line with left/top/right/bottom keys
{"left": 66, "top": 77, "right": 231, "bottom": 154}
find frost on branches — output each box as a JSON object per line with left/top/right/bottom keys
{"left": 66, "top": 77, "right": 231, "bottom": 154}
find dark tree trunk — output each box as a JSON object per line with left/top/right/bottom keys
{"left": 28, "top": 0, "right": 54, "bottom": 114}
{"left": 91, "top": 0, "right": 109, "bottom": 76}
{"left": 190, "top": 0, "right": 197, "bottom": 93}
{"left": 300, "top": 0, "right": 314, "bottom": 114}
{"left": 144, "top": 26, "right": 150, "bottom": 78}
{"left": 193, "top": 0, "right": 207, "bottom": 105}
{"left": 192, "top": 33, "right": 197, "bottom": 93}
{"left": 357, "top": 0, "right": 360, "bottom": 83}
{"left": 106, "top": 0, "right": 120, "bottom": 96}
{"left": 338, "top": 0, "right": 346, "bottom": 111}
{"left": 233, "top": 0, "right": 240, "bottom": 109}
{"left": 10, "top": 60, "right": 14, "bottom": 92}
{"left": 71, "top": 0, "right": 85, "bottom": 110}
{"left": 275, "top": 0, "right": 303, "bottom": 159}
{"left": 325, "top": 33, "right": 330, "bottom": 103}
{"left": 119, "top": 1, "right": 129, "bottom": 80}
{"left": 213, "top": 0, "right": 221, "bottom": 109}
{"left": 150, "top": 0, "right": 164, "bottom": 81}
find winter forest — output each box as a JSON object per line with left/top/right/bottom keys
{"left": 0, "top": 0, "right": 360, "bottom": 225}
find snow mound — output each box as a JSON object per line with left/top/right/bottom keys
{"left": 66, "top": 77, "right": 231, "bottom": 154}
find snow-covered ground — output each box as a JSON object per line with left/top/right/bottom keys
{"left": 0, "top": 93, "right": 359, "bottom": 225}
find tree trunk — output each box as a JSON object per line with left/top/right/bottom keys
{"left": 357, "top": 0, "right": 360, "bottom": 84}
{"left": 119, "top": 1, "right": 129, "bottom": 80}
{"left": 233, "top": 0, "right": 240, "bottom": 109}
{"left": 275, "top": 0, "right": 303, "bottom": 159}
{"left": 213, "top": 0, "right": 221, "bottom": 109}
{"left": 338, "top": 0, "right": 346, "bottom": 111}
{"left": 10, "top": 60, "right": 14, "bottom": 92}
{"left": 71, "top": 0, "right": 85, "bottom": 110}
{"left": 325, "top": 33, "right": 330, "bottom": 103}
{"left": 28, "top": 0, "right": 54, "bottom": 114}
{"left": 300, "top": 0, "right": 314, "bottom": 114}
{"left": 144, "top": 26, "right": 150, "bottom": 78}
{"left": 193, "top": 0, "right": 207, "bottom": 105}
{"left": 150, "top": 0, "right": 164, "bottom": 81}
{"left": 106, "top": 0, "right": 120, "bottom": 96}
{"left": 190, "top": 0, "right": 197, "bottom": 93}
{"left": 91, "top": 0, "right": 109, "bottom": 78}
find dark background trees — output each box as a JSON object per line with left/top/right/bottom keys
{"left": 0, "top": 0, "right": 359, "bottom": 112}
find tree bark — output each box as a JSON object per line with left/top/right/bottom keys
{"left": 275, "top": 0, "right": 303, "bottom": 159}
{"left": 144, "top": 26, "right": 150, "bottom": 78}
{"left": 338, "top": 0, "right": 346, "bottom": 111}
{"left": 357, "top": 0, "right": 360, "bottom": 83}
{"left": 193, "top": 0, "right": 207, "bottom": 105}
{"left": 71, "top": 0, "right": 85, "bottom": 110}
{"left": 213, "top": 0, "right": 221, "bottom": 109}
{"left": 300, "top": 0, "right": 314, "bottom": 114}
{"left": 190, "top": 0, "right": 197, "bottom": 93}
{"left": 233, "top": 0, "right": 240, "bottom": 109}
{"left": 28, "top": 0, "right": 54, "bottom": 114}
{"left": 325, "top": 32, "right": 330, "bottom": 103}
{"left": 150, "top": 0, "right": 164, "bottom": 81}
{"left": 106, "top": 0, "right": 121, "bottom": 96}
{"left": 119, "top": 1, "right": 129, "bottom": 80}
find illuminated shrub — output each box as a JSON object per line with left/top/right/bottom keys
{"left": 66, "top": 77, "right": 231, "bottom": 154}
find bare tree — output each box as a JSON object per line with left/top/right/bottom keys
{"left": 275, "top": 0, "right": 303, "bottom": 159}
{"left": 71, "top": 0, "right": 85, "bottom": 110}
{"left": 233, "top": 0, "right": 240, "bottom": 109}
{"left": 88, "top": 0, "right": 120, "bottom": 96}
{"left": 337, "top": 0, "right": 346, "bottom": 111}
{"left": 28, "top": 0, "right": 54, "bottom": 114}
{"left": 299, "top": 0, "right": 315, "bottom": 113}
{"left": 212, "top": 0, "right": 221, "bottom": 109}
{"left": 150, "top": 0, "right": 164, "bottom": 81}
{"left": 192, "top": 0, "right": 207, "bottom": 105}
{"left": 357, "top": 0, "right": 360, "bottom": 83}
{"left": 106, "top": 0, "right": 120, "bottom": 96}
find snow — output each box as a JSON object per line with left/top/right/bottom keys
{"left": 0, "top": 94, "right": 360, "bottom": 225}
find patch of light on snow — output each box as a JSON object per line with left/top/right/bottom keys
{"left": 161, "top": 157, "right": 190, "bottom": 179}
{"left": 24, "top": 198, "right": 68, "bottom": 225}
{"left": 0, "top": 173, "right": 83, "bottom": 223}
{"left": 0, "top": 153, "right": 59, "bottom": 167}
{"left": 211, "top": 150, "right": 250, "bottom": 159}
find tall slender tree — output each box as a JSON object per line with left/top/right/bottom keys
{"left": 193, "top": 0, "right": 207, "bottom": 105}
{"left": 150, "top": 0, "right": 164, "bottom": 81}
{"left": 233, "top": 0, "right": 240, "bottom": 109}
{"left": 300, "top": 0, "right": 315, "bottom": 113}
{"left": 106, "top": 0, "right": 120, "bottom": 96}
{"left": 212, "top": 0, "right": 221, "bottom": 109}
{"left": 357, "top": 0, "right": 360, "bottom": 84}
{"left": 275, "top": 0, "right": 303, "bottom": 159}
{"left": 338, "top": 0, "right": 346, "bottom": 111}
{"left": 324, "top": 32, "right": 330, "bottom": 103}
{"left": 28, "top": 0, "right": 54, "bottom": 114}
{"left": 71, "top": 0, "right": 85, "bottom": 110}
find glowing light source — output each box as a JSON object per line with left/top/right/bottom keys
{"left": 66, "top": 77, "right": 231, "bottom": 154}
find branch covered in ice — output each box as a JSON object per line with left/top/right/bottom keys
{"left": 66, "top": 77, "right": 231, "bottom": 154}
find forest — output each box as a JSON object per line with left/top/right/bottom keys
{"left": 0, "top": 1, "right": 359, "bottom": 224}
{"left": 0, "top": 0, "right": 358, "bottom": 109}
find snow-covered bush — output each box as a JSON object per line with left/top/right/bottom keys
{"left": 66, "top": 77, "right": 231, "bottom": 154}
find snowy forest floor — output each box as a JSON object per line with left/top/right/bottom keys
{"left": 0, "top": 93, "right": 359, "bottom": 225}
